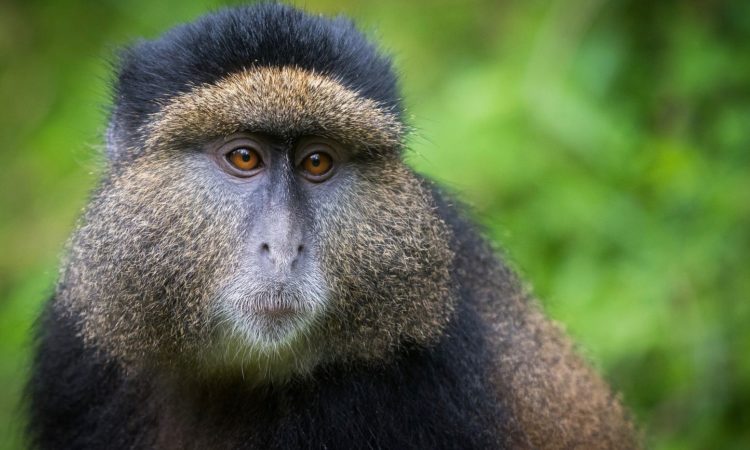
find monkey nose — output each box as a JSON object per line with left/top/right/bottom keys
{"left": 259, "top": 241, "right": 305, "bottom": 275}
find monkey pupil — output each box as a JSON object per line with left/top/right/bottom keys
{"left": 310, "top": 154, "right": 320, "bottom": 166}
{"left": 240, "top": 150, "right": 251, "bottom": 162}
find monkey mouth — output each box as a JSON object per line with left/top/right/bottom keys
{"left": 214, "top": 266, "right": 328, "bottom": 350}
{"left": 216, "top": 282, "right": 323, "bottom": 348}
{"left": 240, "top": 302, "right": 307, "bottom": 339}
{"left": 253, "top": 305, "right": 299, "bottom": 320}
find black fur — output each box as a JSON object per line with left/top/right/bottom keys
{"left": 113, "top": 3, "right": 402, "bottom": 148}
{"left": 27, "top": 188, "right": 524, "bottom": 450}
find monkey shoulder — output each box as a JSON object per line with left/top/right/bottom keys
{"left": 27, "top": 302, "right": 155, "bottom": 449}
{"left": 428, "top": 184, "right": 639, "bottom": 449}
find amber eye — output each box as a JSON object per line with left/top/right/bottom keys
{"left": 227, "top": 147, "right": 261, "bottom": 172}
{"left": 301, "top": 152, "right": 333, "bottom": 179}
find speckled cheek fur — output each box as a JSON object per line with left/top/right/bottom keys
{"left": 57, "top": 150, "right": 248, "bottom": 369}
{"left": 313, "top": 161, "right": 456, "bottom": 363}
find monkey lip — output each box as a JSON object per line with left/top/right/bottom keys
{"left": 251, "top": 305, "right": 299, "bottom": 321}
{"left": 231, "top": 299, "right": 312, "bottom": 343}
{"left": 238, "top": 301, "right": 306, "bottom": 322}
{"left": 218, "top": 279, "right": 325, "bottom": 345}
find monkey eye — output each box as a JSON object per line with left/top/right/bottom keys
{"left": 227, "top": 147, "right": 262, "bottom": 172}
{"left": 300, "top": 152, "right": 333, "bottom": 181}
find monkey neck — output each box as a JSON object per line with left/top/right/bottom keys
{"left": 147, "top": 300, "right": 507, "bottom": 448}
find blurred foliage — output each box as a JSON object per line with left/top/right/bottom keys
{"left": 1, "top": 0, "right": 749, "bottom": 448}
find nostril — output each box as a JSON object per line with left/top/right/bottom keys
{"left": 261, "top": 243, "right": 270, "bottom": 254}
{"left": 297, "top": 245, "right": 304, "bottom": 254}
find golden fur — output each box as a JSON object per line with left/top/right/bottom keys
{"left": 143, "top": 66, "right": 404, "bottom": 155}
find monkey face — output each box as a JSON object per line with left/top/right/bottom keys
{"left": 58, "top": 67, "right": 454, "bottom": 380}
{"left": 206, "top": 133, "right": 335, "bottom": 353}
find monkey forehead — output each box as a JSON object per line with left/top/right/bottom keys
{"left": 141, "top": 66, "right": 404, "bottom": 155}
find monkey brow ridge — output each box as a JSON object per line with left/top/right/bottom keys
{"left": 144, "top": 66, "right": 405, "bottom": 155}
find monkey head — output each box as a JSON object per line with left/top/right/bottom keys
{"left": 57, "top": 5, "right": 455, "bottom": 381}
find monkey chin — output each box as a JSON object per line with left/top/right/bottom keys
{"left": 230, "top": 301, "right": 316, "bottom": 348}
{"left": 204, "top": 275, "right": 328, "bottom": 381}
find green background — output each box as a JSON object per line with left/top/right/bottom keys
{"left": 1, "top": 0, "right": 749, "bottom": 448}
